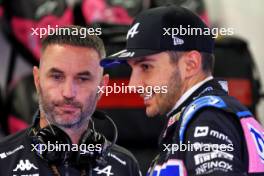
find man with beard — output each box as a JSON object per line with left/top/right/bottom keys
{"left": 0, "top": 26, "right": 141, "bottom": 176}
{"left": 100, "top": 6, "right": 264, "bottom": 176}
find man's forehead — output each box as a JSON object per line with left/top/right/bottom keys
{"left": 127, "top": 58, "right": 148, "bottom": 66}
{"left": 40, "top": 45, "right": 100, "bottom": 67}
{"left": 128, "top": 52, "right": 168, "bottom": 65}
{"left": 41, "top": 44, "right": 99, "bottom": 61}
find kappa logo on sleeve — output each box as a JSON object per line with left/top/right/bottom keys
{"left": 13, "top": 159, "right": 38, "bottom": 172}
{"left": 12, "top": 159, "right": 39, "bottom": 176}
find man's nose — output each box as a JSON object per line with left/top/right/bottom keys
{"left": 62, "top": 80, "right": 76, "bottom": 99}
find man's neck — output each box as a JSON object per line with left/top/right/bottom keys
{"left": 181, "top": 73, "right": 210, "bottom": 95}
{"left": 167, "top": 74, "right": 213, "bottom": 116}
{"left": 62, "top": 125, "right": 88, "bottom": 144}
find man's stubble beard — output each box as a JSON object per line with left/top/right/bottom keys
{"left": 38, "top": 85, "right": 99, "bottom": 130}
{"left": 156, "top": 67, "right": 183, "bottom": 116}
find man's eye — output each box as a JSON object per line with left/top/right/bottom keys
{"left": 141, "top": 64, "right": 151, "bottom": 71}
{"left": 77, "top": 77, "right": 90, "bottom": 82}
{"left": 51, "top": 74, "right": 63, "bottom": 80}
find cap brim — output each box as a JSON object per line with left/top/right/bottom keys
{"left": 100, "top": 48, "right": 160, "bottom": 68}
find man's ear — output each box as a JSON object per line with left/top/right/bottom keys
{"left": 33, "top": 66, "right": 40, "bottom": 94}
{"left": 97, "top": 74, "right": 109, "bottom": 100}
{"left": 183, "top": 50, "right": 202, "bottom": 78}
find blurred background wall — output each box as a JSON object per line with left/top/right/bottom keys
{"left": 205, "top": 0, "right": 264, "bottom": 124}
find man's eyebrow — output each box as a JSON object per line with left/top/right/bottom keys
{"left": 47, "top": 68, "right": 92, "bottom": 76}
{"left": 48, "top": 68, "right": 64, "bottom": 74}
{"left": 134, "top": 57, "right": 155, "bottom": 65}
{"left": 77, "top": 71, "right": 92, "bottom": 76}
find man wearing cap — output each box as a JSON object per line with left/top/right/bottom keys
{"left": 100, "top": 5, "right": 264, "bottom": 176}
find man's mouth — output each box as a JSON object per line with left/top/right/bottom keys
{"left": 144, "top": 95, "right": 152, "bottom": 101}
{"left": 57, "top": 105, "right": 79, "bottom": 112}
{"left": 142, "top": 94, "right": 154, "bottom": 104}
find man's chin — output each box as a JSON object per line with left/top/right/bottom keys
{"left": 54, "top": 120, "right": 80, "bottom": 129}
{"left": 145, "top": 107, "right": 159, "bottom": 117}
{"left": 52, "top": 115, "right": 82, "bottom": 128}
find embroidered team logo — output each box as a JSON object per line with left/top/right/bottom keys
{"left": 94, "top": 165, "right": 114, "bottom": 176}
{"left": 248, "top": 124, "right": 264, "bottom": 162}
{"left": 172, "top": 36, "right": 184, "bottom": 46}
{"left": 0, "top": 145, "right": 24, "bottom": 159}
{"left": 110, "top": 49, "right": 135, "bottom": 58}
{"left": 194, "top": 126, "right": 209, "bottom": 137}
{"left": 163, "top": 111, "right": 182, "bottom": 137}
{"left": 167, "top": 112, "right": 181, "bottom": 128}
{"left": 13, "top": 159, "right": 38, "bottom": 172}
{"left": 147, "top": 159, "right": 187, "bottom": 176}
{"left": 127, "top": 23, "right": 140, "bottom": 39}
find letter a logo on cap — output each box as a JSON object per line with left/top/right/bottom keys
{"left": 127, "top": 23, "right": 140, "bottom": 39}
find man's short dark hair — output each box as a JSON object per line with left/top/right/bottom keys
{"left": 168, "top": 51, "right": 215, "bottom": 74}
{"left": 41, "top": 25, "right": 105, "bottom": 59}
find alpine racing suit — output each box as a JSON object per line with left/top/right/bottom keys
{"left": 147, "top": 78, "right": 264, "bottom": 176}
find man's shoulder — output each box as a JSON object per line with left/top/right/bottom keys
{"left": 108, "top": 144, "right": 138, "bottom": 165}
{"left": 192, "top": 107, "right": 241, "bottom": 129}
{"left": 0, "top": 128, "right": 30, "bottom": 150}
{"left": 102, "top": 143, "right": 141, "bottom": 176}
{"left": 177, "top": 95, "right": 244, "bottom": 143}
{"left": 184, "top": 95, "right": 244, "bottom": 126}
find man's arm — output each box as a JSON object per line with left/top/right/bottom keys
{"left": 184, "top": 108, "right": 248, "bottom": 176}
